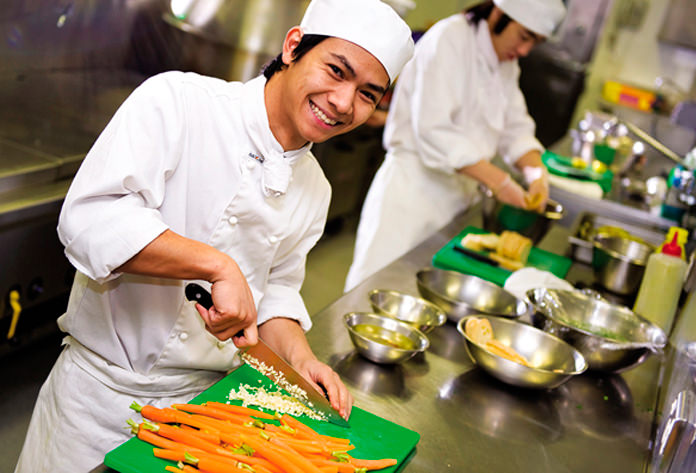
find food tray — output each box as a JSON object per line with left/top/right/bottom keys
{"left": 104, "top": 364, "right": 420, "bottom": 473}
{"left": 432, "top": 226, "right": 572, "bottom": 286}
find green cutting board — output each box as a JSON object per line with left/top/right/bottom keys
{"left": 432, "top": 226, "right": 572, "bottom": 286}
{"left": 104, "top": 364, "right": 420, "bottom": 473}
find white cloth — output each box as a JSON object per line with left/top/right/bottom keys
{"left": 15, "top": 72, "right": 331, "bottom": 472}
{"left": 493, "top": 0, "right": 566, "bottom": 37}
{"left": 548, "top": 173, "right": 604, "bottom": 200}
{"left": 503, "top": 267, "right": 574, "bottom": 301}
{"left": 300, "top": 0, "right": 414, "bottom": 82}
{"left": 345, "top": 14, "right": 543, "bottom": 291}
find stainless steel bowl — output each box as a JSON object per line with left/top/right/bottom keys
{"left": 368, "top": 289, "right": 447, "bottom": 334}
{"left": 591, "top": 235, "right": 655, "bottom": 295}
{"left": 457, "top": 316, "right": 587, "bottom": 389}
{"left": 527, "top": 288, "right": 667, "bottom": 372}
{"left": 480, "top": 185, "right": 564, "bottom": 244}
{"left": 343, "top": 312, "right": 429, "bottom": 364}
{"left": 416, "top": 268, "right": 531, "bottom": 323}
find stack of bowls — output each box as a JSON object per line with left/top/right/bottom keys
{"left": 368, "top": 289, "right": 447, "bottom": 334}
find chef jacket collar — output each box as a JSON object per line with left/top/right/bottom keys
{"left": 242, "top": 75, "right": 312, "bottom": 197}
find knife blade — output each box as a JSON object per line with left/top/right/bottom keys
{"left": 184, "top": 283, "right": 350, "bottom": 427}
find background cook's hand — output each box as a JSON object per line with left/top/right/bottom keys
{"left": 193, "top": 263, "right": 258, "bottom": 347}
{"left": 295, "top": 357, "right": 353, "bottom": 421}
{"left": 525, "top": 175, "right": 549, "bottom": 211}
{"left": 493, "top": 174, "right": 527, "bottom": 208}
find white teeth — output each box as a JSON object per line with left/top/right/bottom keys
{"left": 310, "top": 103, "right": 337, "bottom": 126}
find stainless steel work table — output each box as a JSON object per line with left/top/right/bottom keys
{"left": 307, "top": 205, "right": 661, "bottom": 473}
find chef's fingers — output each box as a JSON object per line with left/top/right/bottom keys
{"left": 194, "top": 303, "right": 258, "bottom": 342}
{"left": 312, "top": 363, "right": 353, "bottom": 420}
{"left": 495, "top": 177, "right": 527, "bottom": 208}
{"left": 231, "top": 323, "right": 259, "bottom": 348}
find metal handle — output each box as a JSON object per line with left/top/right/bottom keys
{"left": 622, "top": 120, "right": 685, "bottom": 166}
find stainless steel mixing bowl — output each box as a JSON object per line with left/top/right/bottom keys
{"left": 480, "top": 185, "right": 565, "bottom": 244}
{"left": 368, "top": 289, "right": 447, "bottom": 334}
{"left": 457, "top": 316, "right": 587, "bottom": 389}
{"left": 343, "top": 312, "right": 429, "bottom": 364}
{"left": 416, "top": 268, "right": 531, "bottom": 323}
{"left": 527, "top": 288, "right": 667, "bottom": 372}
{"left": 591, "top": 235, "right": 655, "bottom": 295}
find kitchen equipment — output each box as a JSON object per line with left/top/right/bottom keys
{"left": 343, "top": 311, "right": 429, "bottom": 364}
{"left": 452, "top": 245, "right": 501, "bottom": 266}
{"left": 368, "top": 289, "right": 446, "bottom": 334}
{"left": 432, "top": 226, "right": 572, "bottom": 286}
{"left": 480, "top": 185, "right": 565, "bottom": 244}
{"left": 456, "top": 316, "right": 587, "bottom": 389}
{"left": 592, "top": 235, "right": 655, "bottom": 295}
{"left": 527, "top": 288, "right": 667, "bottom": 372}
{"left": 568, "top": 211, "right": 666, "bottom": 264}
{"left": 104, "top": 364, "right": 421, "bottom": 473}
{"left": 184, "top": 283, "right": 349, "bottom": 427}
{"left": 542, "top": 150, "right": 614, "bottom": 193}
{"left": 416, "top": 268, "right": 531, "bottom": 323}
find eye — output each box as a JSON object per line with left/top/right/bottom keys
{"left": 328, "top": 64, "right": 344, "bottom": 78}
{"left": 360, "top": 89, "right": 378, "bottom": 104}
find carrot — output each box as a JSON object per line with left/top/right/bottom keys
{"left": 142, "top": 421, "right": 234, "bottom": 458}
{"left": 165, "top": 466, "right": 184, "bottom": 473}
{"left": 205, "top": 401, "right": 276, "bottom": 420}
{"left": 241, "top": 434, "right": 323, "bottom": 473}
{"left": 172, "top": 404, "right": 253, "bottom": 424}
{"left": 349, "top": 457, "right": 398, "bottom": 470}
{"left": 270, "top": 436, "right": 324, "bottom": 454}
{"left": 154, "top": 449, "right": 188, "bottom": 462}
{"left": 134, "top": 428, "right": 203, "bottom": 454}
{"left": 308, "top": 458, "right": 356, "bottom": 473}
{"left": 280, "top": 415, "right": 323, "bottom": 441}
{"left": 179, "top": 424, "right": 221, "bottom": 445}
{"left": 131, "top": 402, "right": 179, "bottom": 424}
{"left": 318, "top": 467, "right": 339, "bottom": 473}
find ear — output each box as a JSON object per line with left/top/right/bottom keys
{"left": 281, "top": 26, "right": 304, "bottom": 65}
{"left": 489, "top": 6, "right": 503, "bottom": 25}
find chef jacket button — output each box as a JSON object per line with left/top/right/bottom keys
{"left": 269, "top": 235, "right": 278, "bottom": 244}
{"left": 228, "top": 216, "right": 238, "bottom": 225}
{"left": 179, "top": 332, "right": 189, "bottom": 341}
{"left": 246, "top": 160, "right": 256, "bottom": 170}
{"left": 216, "top": 340, "right": 227, "bottom": 349}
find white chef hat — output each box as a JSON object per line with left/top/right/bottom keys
{"left": 493, "top": 0, "right": 566, "bottom": 37}
{"left": 300, "top": 0, "right": 414, "bottom": 82}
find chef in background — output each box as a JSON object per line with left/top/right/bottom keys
{"left": 345, "top": 0, "right": 566, "bottom": 291}
{"left": 14, "top": 1, "right": 413, "bottom": 471}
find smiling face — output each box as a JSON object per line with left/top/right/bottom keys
{"left": 488, "top": 8, "right": 543, "bottom": 62}
{"left": 265, "top": 28, "right": 390, "bottom": 150}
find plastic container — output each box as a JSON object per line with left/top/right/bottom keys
{"left": 671, "top": 289, "right": 696, "bottom": 348}
{"left": 633, "top": 231, "right": 688, "bottom": 334}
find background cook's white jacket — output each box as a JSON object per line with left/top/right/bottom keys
{"left": 57, "top": 71, "right": 330, "bottom": 383}
{"left": 345, "top": 14, "right": 543, "bottom": 290}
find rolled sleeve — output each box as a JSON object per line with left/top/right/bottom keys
{"left": 257, "top": 283, "right": 312, "bottom": 331}
{"left": 57, "top": 72, "right": 186, "bottom": 282}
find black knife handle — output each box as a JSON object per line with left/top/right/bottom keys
{"left": 185, "top": 283, "right": 213, "bottom": 310}
{"left": 185, "top": 283, "right": 245, "bottom": 338}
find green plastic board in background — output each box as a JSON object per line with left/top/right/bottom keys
{"left": 104, "top": 364, "right": 420, "bottom": 473}
{"left": 432, "top": 226, "right": 572, "bottom": 286}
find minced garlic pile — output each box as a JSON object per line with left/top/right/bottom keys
{"left": 233, "top": 353, "right": 327, "bottom": 421}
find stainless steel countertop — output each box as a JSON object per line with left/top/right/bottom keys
{"left": 307, "top": 207, "right": 661, "bottom": 473}
{"left": 92, "top": 205, "right": 664, "bottom": 473}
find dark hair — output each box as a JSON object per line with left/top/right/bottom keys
{"left": 465, "top": 0, "right": 512, "bottom": 34}
{"left": 262, "top": 34, "right": 329, "bottom": 79}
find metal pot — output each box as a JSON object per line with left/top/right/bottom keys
{"left": 591, "top": 235, "right": 654, "bottom": 295}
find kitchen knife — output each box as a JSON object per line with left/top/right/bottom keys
{"left": 184, "top": 283, "right": 350, "bottom": 427}
{"left": 453, "top": 245, "right": 500, "bottom": 267}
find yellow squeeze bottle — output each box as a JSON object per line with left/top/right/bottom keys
{"left": 633, "top": 231, "right": 688, "bottom": 335}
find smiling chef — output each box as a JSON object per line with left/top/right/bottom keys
{"left": 14, "top": 1, "right": 414, "bottom": 471}
{"left": 345, "top": 0, "right": 566, "bottom": 291}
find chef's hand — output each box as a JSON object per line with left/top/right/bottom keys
{"left": 193, "top": 263, "right": 258, "bottom": 347}
{"left": 493, "top": 174, "right": 527, "bottom": 208}
{"left": 296, "top": 357, "right": 353, "bottom": 421}
{"left": 525, "top": 175, "right": 549, "bottom": 212}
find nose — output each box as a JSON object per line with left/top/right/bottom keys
{"left": 328, "top": 83, "right": 354, "bottom": 116}
{"left": 517, "top": 41, "right": 534, "bottom": 58}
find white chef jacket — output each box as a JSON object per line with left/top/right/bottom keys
{"left": 345, "top": 14, "right": 543, "bottom": 291}
{"left": 15, "top": 72, "right": 331, "bottom": 473}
